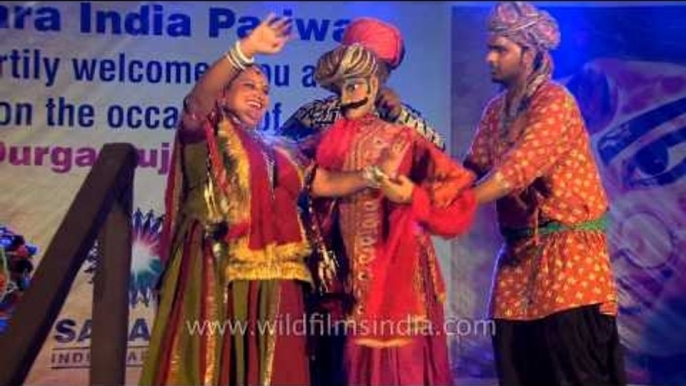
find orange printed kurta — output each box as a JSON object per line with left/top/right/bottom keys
{"left": 465, "top": 82, "right": 619, "bottom": 320}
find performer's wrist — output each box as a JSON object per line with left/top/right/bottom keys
{"left": 362, "top": 166, "right": 383, "bottom": 188}
{"left": 224, "top": 40, "right": 255, "bottom": 70}
{"left": 398, "top": 180, "right": 415, "bottom": 204}
{"left": 236, "top": 39, "right": 256, "bottom": 62}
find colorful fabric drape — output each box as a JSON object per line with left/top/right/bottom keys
{"left": 141, "top": 116, "right": 311, "bottom": 385}
{"left": 310, "top": 113, "right": 476, "bottom": 384}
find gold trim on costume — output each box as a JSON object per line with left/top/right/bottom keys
{"left": 354, "top": 337, "right": 414, "bottom": 348}
{"left": 355, "top": 338, "right": 412, "bottom": 348}
{"left": 352, "top": 315, "right": 433, "bottom": 348}
{"left": 166, "top": 228, "right": 205, "bottom": 384}
{"left": 215, "top": 119, "right": 251, "bottom": 226}
{"left": 215, "top": 221, "right": 312, "bottom": 283}
{"left": 263, "top": 283, "right": 282, "bottom": 386}
{"left": 207, "top": 120, "right": 313, "bottom": 283}
{"left": 203, "top": 252, "right": 219, "bottom": 386}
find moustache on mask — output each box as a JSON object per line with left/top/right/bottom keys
{"left": 341, "top": 97, "right": 369, "bottom": 112}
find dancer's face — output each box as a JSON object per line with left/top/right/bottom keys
{"left": 220, "top": 66, "right": 269, "bottom": 129}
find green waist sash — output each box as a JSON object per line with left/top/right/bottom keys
{"left": 502, "top": 213, "right": 609, "bottom": 244}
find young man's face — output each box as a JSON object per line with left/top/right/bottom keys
{"left": 339, "top": 76, "right": 379, "bottom": 119}
{"left": 486, "top": 35, "right": 527, "bottom": 86}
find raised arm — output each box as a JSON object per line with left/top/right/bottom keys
{"left": 180, "top": 14, "right": 292, "bottom": 137}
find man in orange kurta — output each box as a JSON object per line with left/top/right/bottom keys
{"left": 464, "top": 2, "right": 626, "bottom": 385}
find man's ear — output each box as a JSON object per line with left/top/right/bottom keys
{"left": 368, "top": 76, "right": 380, "bottom": 99}
{"left": 521, "top": 47, "right": 536, "bottom": 70}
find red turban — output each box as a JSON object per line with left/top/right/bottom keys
{"left": 342, "top": 17, "right": 405, "bottom": 69}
